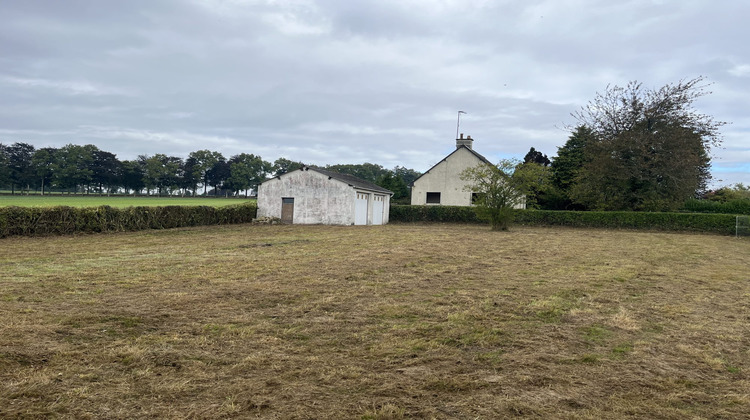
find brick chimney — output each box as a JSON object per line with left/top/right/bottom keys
{"left": 456, "top": 133, "right": 473, "bottom": 149}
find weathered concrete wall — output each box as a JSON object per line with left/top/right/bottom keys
{"left": 411, "top": 147, "right": 483, "bottom": 206}
{"left": 258, "top": 168, "right": 355, "bottom": 225}
{"left": 257, "top": 168, "right": 392, "bottom": 225}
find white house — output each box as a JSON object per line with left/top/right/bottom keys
{"left": 411, "top": 134, "right": 526, "bottom": 208}
{"left": 257, "top": 166, "right": 393, "bottom": 225}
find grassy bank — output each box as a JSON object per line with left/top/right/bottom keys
{"left": 1, "top": 224, "right": 748, "bottom": 418}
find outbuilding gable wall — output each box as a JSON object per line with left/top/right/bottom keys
{"left": 258, "top": 169, "right": 355, "bottom": 225}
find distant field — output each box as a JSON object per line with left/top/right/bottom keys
{"left": 0, "top": 195, "right": 254, "bottom": 208}
{"left": 1, "top": 224, "right": 748, "bottom": 418}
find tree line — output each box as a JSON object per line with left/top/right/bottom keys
{"left": 0, "top": 143, "right": 420, "bottom": 199}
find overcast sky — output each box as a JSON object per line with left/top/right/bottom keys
{"left": 1, "top": 0, "right": 748, "bottom": 186}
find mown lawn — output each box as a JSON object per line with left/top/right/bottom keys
{"left": 0, "top": 195, "right": 254, "bottom": 208}
{"left": 1, "top": 224, "right": 748, "bottom": 418}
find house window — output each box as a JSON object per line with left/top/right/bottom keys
{"left": 426, "top": 192, "right": 441, "bottom": 204}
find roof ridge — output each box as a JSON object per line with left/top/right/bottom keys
{"left": 410, "top": 145, "right": 494, "bottom": 185}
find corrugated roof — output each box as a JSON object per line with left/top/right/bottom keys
{"left": 305, "top": 167, "right": 394, "bottom": 195}
{"left": 410, "top": 145, "right": 493, "bottom": 186}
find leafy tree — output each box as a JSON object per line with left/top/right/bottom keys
{"left": 52, "top": 144, "right": 95, "bottom": 193}
{"left": 90, "top": 150, "right": 121, "bottom": 194}
{"left": 142, "top": 154, "right": 181, "bottom": 195}
{"left": 392, "top": 166, "right": 421, "bottom": 187}
{"left": 121, "top": 160, "right": 145, "bottom": 195}
{"left": 705, "top": 183, "right": 750, "bottom": 202}
{"left": 272, "top": 158, "right": 305, "bottom": 176}
{"left": 227, "top": 153, "right": 272, "bottom": 196}
{"left": 570, "top": 77, "right": 723, "bottom": 211}
{"left": 513, "top": 161, "right": 554, "bottom": 209}
{"left": 523, "top": 147, "right": 551, "bottom": 166}
{"left": 139, "top": 155, "right": 157, "bottom": 195}
{"left": 7, "top": 142, "right": 35, "bottom": 194}
{"left": 0, "top": 143, "right": 10, "bottom": 188}
{"left": 375, "top": 172, "right": 408, "bottom": 200}
{"left": 571, "top": 123, "right": 712, "bottom": 210}
{"left": 207, "top": 157, "right": 230, "bottom": 196}
{"left": 460, "top": 159, "right": 528, "bottom": 231}
{"left": 31, "top": 147, "right": 57, "bottom": 195}
{"left": 164, "top": 156, "right": 184, "bottom": 194}
{"left": 180, "top": 157, "right": 200, "bottom": 196}
{"left": 325, "top": 163, "right": 389, "bottom": 183}
{"left": 188, "top": 150, "right": 224, "bottom": 195}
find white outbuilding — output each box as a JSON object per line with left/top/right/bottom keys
{"left": 257, "top": 166, "right": 393, "bottom": 225}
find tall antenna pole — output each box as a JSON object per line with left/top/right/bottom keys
{"left": 456, "top": 110, "right": 466, "bottom": 139}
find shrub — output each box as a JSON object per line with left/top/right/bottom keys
{"left": 0, "top": 202, "right": 257, "bottom": 238}
{"left": 390, "top": 205, "right": 736, "bottom": 235}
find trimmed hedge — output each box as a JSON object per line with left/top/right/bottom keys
{"left": 389, "top": 205, "right": 479, "bottom": 223}
{"left": 390, "top": 205, "right": 737, "bottom": 235}
{"left": 0, "top": 202, "right": 257, "bottom": 238}
{"left": 680, "top": 198, "right": 750, "bottom": 215}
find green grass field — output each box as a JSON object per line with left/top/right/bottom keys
{"left": 0, "top": 195, "right": 255, "bottom": 208}
{"left": 1, "top": 224, "right": 748, "bottom": 418}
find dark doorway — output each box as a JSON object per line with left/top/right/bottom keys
{"left": 281, "top": 197, "right": 294, "bottom": 224}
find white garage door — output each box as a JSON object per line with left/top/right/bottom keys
{"left": 355, "top": 192, "right": 369, "bottom": 225}
{"left": 372, "top": 195, "right": 385, "bottom": 225}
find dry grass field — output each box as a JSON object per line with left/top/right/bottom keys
{"left": 1, "top": 223, "right": 749, "bottom": 419}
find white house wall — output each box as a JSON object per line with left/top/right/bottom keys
{"left": 411, "top": 148, "right": 483, "bottom": 206}
{"left": 411, "top": 147, "right": 525, "bottom": 209}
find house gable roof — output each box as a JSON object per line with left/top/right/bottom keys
{"left": 261, "top": 166, "right": 393, "bottom": 195}
{"left": 410, "top": 145, "right": 493, "bottom": 186}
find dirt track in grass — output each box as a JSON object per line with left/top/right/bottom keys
{"left": 1, "top": 224, "right": 749, "bottom": 419}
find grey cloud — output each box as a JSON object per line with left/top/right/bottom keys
{"left": 0, "top": 0, "right": 747, "bottom": 186}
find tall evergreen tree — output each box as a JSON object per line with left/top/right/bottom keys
{"left": 523, "top": 147, "right": 551, "bottom": 166}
